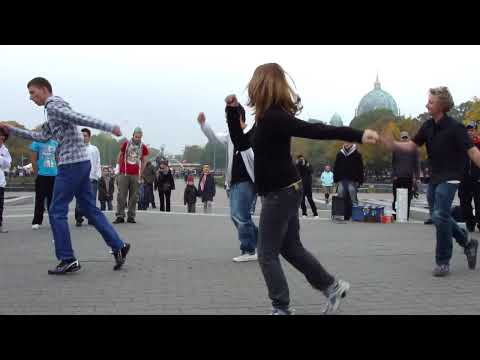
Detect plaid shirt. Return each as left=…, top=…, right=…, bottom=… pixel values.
left=9, top=96, right=117, bottom=166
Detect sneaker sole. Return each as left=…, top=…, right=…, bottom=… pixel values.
left=232, top=258, right=258, bottom=262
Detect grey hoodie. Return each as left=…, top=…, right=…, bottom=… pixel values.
left=9, top=96, right=117, bottom=166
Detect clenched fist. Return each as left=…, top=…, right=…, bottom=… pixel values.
left=362, top=129, right=379, bottom=144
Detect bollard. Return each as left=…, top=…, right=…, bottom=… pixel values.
left=396, top=188, right=408, bottom=223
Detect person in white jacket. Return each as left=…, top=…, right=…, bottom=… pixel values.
left=75, top=128, right=102, bottom=226
left=320, top=165, right=334, bottom=204
left=197, top=105, right=258, bottom=262
left=0, top=125, right=12, bottom=233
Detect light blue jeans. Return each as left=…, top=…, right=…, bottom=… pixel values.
left=229, top=181, right=258, bottom=255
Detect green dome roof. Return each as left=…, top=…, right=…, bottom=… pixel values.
left=329, top=113, right=343, bottom=126
left=356, top=75, right=400, bottom=117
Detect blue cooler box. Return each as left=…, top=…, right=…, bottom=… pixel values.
left=352, top=205, right=384, bottom=222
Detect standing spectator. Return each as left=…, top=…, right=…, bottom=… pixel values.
left=458, top=122, right=480, bottom=232
left=391, top=131, right=420, bottom=221
left=383, top=86, right=479, bottom=277
left=296, top=155, right=318, bottom=218
left=320, top=165, right=334, bottom=204
left=114, top=127, right=148, bottom=224
left=333, top=142, right=364, bottom=220
left=184, top=175, right=198, bottom=213
left=197, top=164, right=216, bottom=213
left=0, top=125, right=12, bottom=233
left=141, top=160, right=156, bottom=209
left=75, top=128, right=101, bottom=226
left=155, top=160, right=175, bottom=212
left=31, top=137, right=58, bottom=230
left=98, top=167, right=115, bottom=211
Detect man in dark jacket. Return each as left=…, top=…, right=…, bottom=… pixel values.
left=459, top=122, right=480, bottom=232
left=141, top=160, right=156, bottom=209
left=98, top=168, right=115, bottom=211
left=197, top=164, right=216, bottom=213
left=155, top=160, right=175, bottom=212
left=333, top=142, right=364, bottom=220
left=296, top=155, right=318, bottom=218
left=391, top=131, right=420, bottom=221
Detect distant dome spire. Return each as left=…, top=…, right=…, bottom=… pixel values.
left=374, top=73, right=381, bottom=90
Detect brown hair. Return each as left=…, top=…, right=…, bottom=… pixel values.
left=429, top=86, right=454, bottom=113
left=247, top=63, right=302, bottom=121
left=27, top=77, right=53, bottom=93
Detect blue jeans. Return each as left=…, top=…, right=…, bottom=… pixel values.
left=428, top=182, right=468, bottom=265
left=50, top=161, right=124, bottom=260
left=229, top=181, right=258, bottom=254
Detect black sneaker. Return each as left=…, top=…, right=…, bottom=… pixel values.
left=127, top=217, right=136, bottom=223
left=113, top=217, right=125, bottom=224
left=465, top=239, right=478, bottom=270
left=424, top=218, right=433, bottom=225
left=467, top=223, right=476, bottom=232
left=48, top=259, right=81, bottom=275
left=113, top=243, right=131, bottom=270
left=75, top=221, right=83, bottom=227
left=433, top=264, right=450, bottom=277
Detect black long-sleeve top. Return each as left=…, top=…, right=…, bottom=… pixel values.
left=226, top=105, right=254, bottom=185
left=227, top=104, right=364, bottom=195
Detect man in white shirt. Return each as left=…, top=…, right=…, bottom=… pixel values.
left=75, top=128, right=102, bottom=226
left=0, top=125, right=12, bottom=233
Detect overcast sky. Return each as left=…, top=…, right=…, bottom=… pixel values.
left=1, top=45, right=479, bottom=154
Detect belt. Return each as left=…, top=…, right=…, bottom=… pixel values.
left=283, top=180, right=302, bottom=191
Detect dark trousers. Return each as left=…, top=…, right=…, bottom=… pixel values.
left=392, top=177, right=413, bottom=220
left=458, top=179, right=480, bottom=229
left=258, top=183, right=335, bottom=311
left=300, top=185, right=318, bottom=216
left=187, top=203, right=196, bottom=213
left=33, top=175, right=56, bottom=225
left=0, top=187, right=4, bottom=227
left=158, top=190, right=171, bottom=212
left=100, top=200, right=113, bottom=211
left=75, top=179, right=98, bottom=224
left=143, top=183, right=155, bottom=208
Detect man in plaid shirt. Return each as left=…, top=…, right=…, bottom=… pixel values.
left=3, top=77, right=130, bottom=275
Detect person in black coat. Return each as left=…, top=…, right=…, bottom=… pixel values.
left=98, top=168, right=115, bottom=211
left=197, top=164, right=216, bottom=213
left=184, top=175, right=198, bottom=213
left=155, top=160, right=175, bottom=212
left=333, top=142, right=364, bottom=220
left=296, top=155, right=318, bottom=218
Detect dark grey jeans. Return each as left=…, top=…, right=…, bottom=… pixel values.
left=258, top=182, right=335, bottom=310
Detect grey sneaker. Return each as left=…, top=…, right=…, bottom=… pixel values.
left=0, top=226, right=8, bottom=233
left=271, top=307, right=295, bottom=315
left=322, top=279, right=350, bottom=314
left=465, top=238, right=478, bottom=270
left=433, top=264, right=450, bottom=277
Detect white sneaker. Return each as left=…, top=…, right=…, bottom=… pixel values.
left=322, top=279, right=350, bottom=315
left=302, top=215, right=307, bottom=218
left=232, top=253, right=258, bottom=262
left=314, top=215, right=319, bottom=219
left=32, top=224, right=41, bottom=230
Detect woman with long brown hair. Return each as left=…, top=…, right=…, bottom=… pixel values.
left=225, top=63, right=379, bottom=314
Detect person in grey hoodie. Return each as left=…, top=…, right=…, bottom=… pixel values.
left=3, top=77, right=130, bottom=275
left=197, top=105, right=258, bottom=262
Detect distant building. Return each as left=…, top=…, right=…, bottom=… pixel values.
left=355, top=74, right=400, bottom=117
left=329, top=113, right=343, bottom=127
